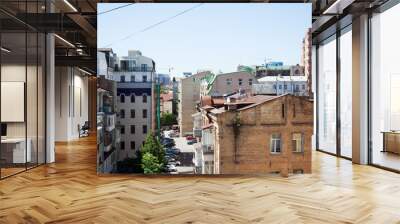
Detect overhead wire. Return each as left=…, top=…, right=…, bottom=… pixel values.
left=101, top=3, right=204, bottom=48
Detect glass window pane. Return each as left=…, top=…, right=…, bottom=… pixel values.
left=1, top=31, right=27, bottom=177
left=371, top=4, right=400, bottom=171
left=318, top=35, right=337, bottom=154
left=340, top=28, right=352, bottom=158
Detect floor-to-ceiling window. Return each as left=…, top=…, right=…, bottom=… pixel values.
left=317, top=35, right=337, bottom=154
left=0, top=1, right=46, bottom=179
left=370, top=2, right=400, bottom=171
left=339, top=26, right=352, bottom=158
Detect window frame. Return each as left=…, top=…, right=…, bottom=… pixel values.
left=270, top=133, right=282, bottom=154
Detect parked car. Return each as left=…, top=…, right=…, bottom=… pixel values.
left=165, top=153, right=178, bottom=160
left=186, top=135, right=194, bottom=140
left=167, top=164, right=177, bottom=172
left=187, top=139, right=197, bottom=145
left=169, top=132, right=179, bottom=138
left=166, top=147, right=180, bottom=155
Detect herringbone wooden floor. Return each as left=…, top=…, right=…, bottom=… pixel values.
left=1, top=135, right=400, bottom=224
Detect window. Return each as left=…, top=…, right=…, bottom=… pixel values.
left=141, top=64, right=147, bottom=72
left=273, top=84, right=276, bottom=90
left=249, top=79, right=253, bottom=85
left=143, top=125, right=148, bottom=134
left=279, top=85, right=282, bottom=90
left=130, top=75, right=135, bottom=82
left=130, top=109, right=135, bottom=118
left=120, top=109, right=125, bottom=118
left=318, top=35, right=337, bottom=154
left=120, top=126, right=125, bottom=134
left=270, top=133, right=281, bottom=153
left=120, top=75, right=125, bottom=83
left=143, top=94, right=147, bottom=103
left=120, top=141, right=125, bottom=150
left=292, top=133, right=303, bottom=153
left=281, top=104, right=285, bottom=118
left=302, top=84, right=305, bottom=90
left=340, top=28, right=352, bottom=158
left=120, top=94, right=125, bottom=103
left=238, top=78, right=243, bottom=86
left=284, top=84, right=287, bottom=90
left=226, top=78, right=232, bottom=85
left=131, top=94, right=135, bottom=103
left=131, top=141, right=136, bottom=150
left=142, top=75, right=147, bottom=82
left=142, top=109, right=147, bottom=118
left=130, top=125, right=135, bottom=134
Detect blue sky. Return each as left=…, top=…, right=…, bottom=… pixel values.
left=98, top=3, right=311, bottom=77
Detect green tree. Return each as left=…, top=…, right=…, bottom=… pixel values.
left=141, top=133, right=166, bottom=172
left=160, top=112, right=177, bottom=126
left=141, top=152, right=162, bottom=174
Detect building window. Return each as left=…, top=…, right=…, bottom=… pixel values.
left=143, top=94, right=147, bottom=103
left=238, top=78, right=243, bottom=86
left=284, top=84, right=287, bottom=90
left=292, top=133, right=304, bottom=153
left=120, top=94, right=125, bottom=103
left=279, top=85, right=282, bottom=90
left=226, top=78, right=232, bottom=85
left=130, top=109, right=135, bottom=118
left=120, top=126, right=125, bottom=134
left=120, top=109, right=125, bottom=118
left=302, top=84, right=305, bottom=90
left=131, top=94, right=135, bottom=103
left=142, top=109, right=147, bottom=118
left=130, top=75, right=135, bottom=82
left=120, top=75, right=125, bottom=83
left=142, top=75, right=147, bottom=82
left=141, top=64, right=147, bottom=72
left=249, top=79, right=253, bottom=85
left=120, top=141, right=125, bottom=150
left=130, top=125, right=135, bottom=134
left=273, top=84, right=276, bottom=90
left=143, top=125, right=147, bottom=134
left=270, top=133, right=281, bottom=153
left=131, top=141, right=136, bottom=150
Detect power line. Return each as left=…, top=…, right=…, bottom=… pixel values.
left=102, top=3, right=204, bottom=48
left=97, top=3, right=135, bottom=15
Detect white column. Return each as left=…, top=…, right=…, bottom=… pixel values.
left=46, top=32, right=55, bottom=163
left=352, top=14, right=369, bottom=164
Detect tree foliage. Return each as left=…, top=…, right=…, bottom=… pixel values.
left=141, top=133, right=165, bottom=173
left=141, top=152, right=163, bottom=174
left=160, top=112, right=177, bottom=126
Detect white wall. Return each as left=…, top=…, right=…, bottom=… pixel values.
left=55, top=67, right=89, bottom=141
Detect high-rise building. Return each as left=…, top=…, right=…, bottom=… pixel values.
left=112, top=50, right=156, bottom=160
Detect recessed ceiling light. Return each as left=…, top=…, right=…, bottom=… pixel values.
left=63, top=0, right=78, bottom=12
left=1, top=47, right=11, bottom=53
left=54, top=34, right=75, bottom=48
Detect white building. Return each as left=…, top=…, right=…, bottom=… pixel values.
left=252, top=75, right=308, bottom=96
left=113, top=50, right=155, bottom=160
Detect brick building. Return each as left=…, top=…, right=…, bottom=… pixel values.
left=198, top=94, right=313, bottom=175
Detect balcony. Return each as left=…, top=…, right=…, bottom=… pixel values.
left=105, top=113, right=116, bottom=132
left=114, top=66, right=154, bottom=72
left=202, top=144, right=214, bottom=154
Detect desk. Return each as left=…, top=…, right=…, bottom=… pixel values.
left=382, top=131, right=400, bottom=154
left=1, top=138, right=31, bottom=164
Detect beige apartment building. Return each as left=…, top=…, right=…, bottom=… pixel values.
left=201, top=71, right=257, bottom=97
left=178, top=71, right=211, bottom=136
left=198, top=94, right=313, bottom=175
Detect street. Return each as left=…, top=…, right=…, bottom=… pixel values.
left=164, top=130, right=195, bottom=174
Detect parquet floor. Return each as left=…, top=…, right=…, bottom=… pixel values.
left=1, top=135, right=400, bottom=223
